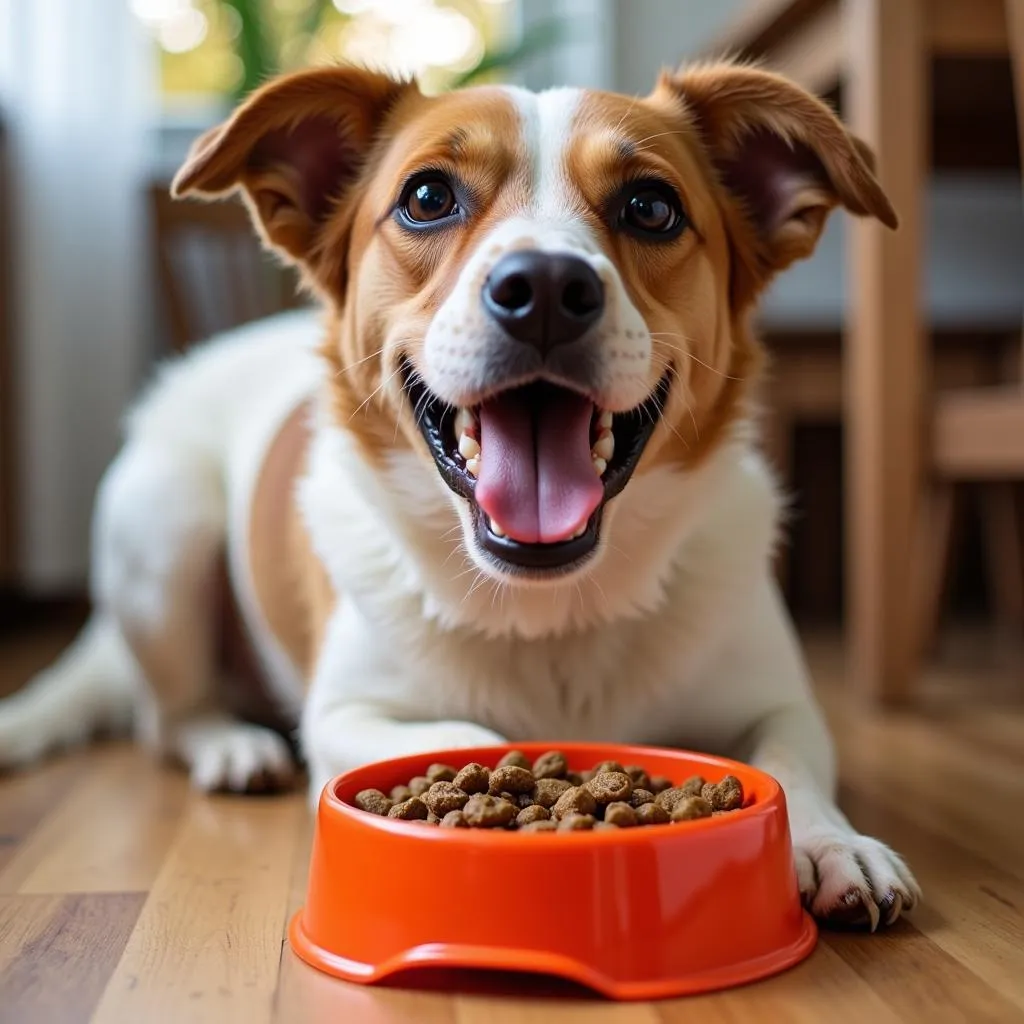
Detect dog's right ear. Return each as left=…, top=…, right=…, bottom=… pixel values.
left=172, top=67, right=415, bottom=266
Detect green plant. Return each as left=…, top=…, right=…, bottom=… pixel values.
left=221, top=0, right=565, bottom=103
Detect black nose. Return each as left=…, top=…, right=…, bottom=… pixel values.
left=482, top=250, right=604, bottom=353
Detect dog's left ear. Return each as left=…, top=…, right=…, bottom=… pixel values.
left=657, top=63, right=896, bottom=277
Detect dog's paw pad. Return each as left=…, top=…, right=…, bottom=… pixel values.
left=795, top=830, right=920, bottom=932
left=187, top=724, right=296, bottom=794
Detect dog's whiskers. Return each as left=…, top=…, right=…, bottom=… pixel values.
left=649, top=332, right=741, bottom=381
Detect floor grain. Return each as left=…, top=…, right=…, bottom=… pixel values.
left=0, top=627, right=1022, bottom=1023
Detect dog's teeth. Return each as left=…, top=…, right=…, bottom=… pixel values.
left=489, top=518, right=506, bottom=537
left=454, top=407, right=476, bottom=437
left=458, top=434, right=481, bottom=460
left=592, top=456, right=608, bottom=477
left=466, top=456, right=481, bottom=478
left=597, top=409, right=613, bottom=431
left=570, top=524, right=587, bottom=540
left=592, top=430, right=614, bottom=462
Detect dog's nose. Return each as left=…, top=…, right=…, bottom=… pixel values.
left=482, top=251, right=604, bottom=352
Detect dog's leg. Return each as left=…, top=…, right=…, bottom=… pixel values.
left=744, top=703, right=920, bottom=929
left=300, top=603, right=505, bottom=804
left=711, top=580, right=920, bottom=929
left=94, top=441, right=295, bottom=792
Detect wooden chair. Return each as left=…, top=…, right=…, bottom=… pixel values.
left=149, top=182, right=307, bottom=353
left=920, top=0, right=1024, bottom=643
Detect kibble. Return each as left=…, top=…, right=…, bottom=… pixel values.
left=463, top=794, right=516, bottom=828
left=532, top=751, right=568, bottom=779
left=351, top=753, right=745, bottom=833
left=453, top=763, right=490, bottom=794
left=354, top=788, right=393, bottom=815
left=426, top=763, right=458, bottom=784
left=388, top=796, right=429, bottom=820
left=552, top=785, right=598, bottom=820
left=422, top=781, right=470, bottom=816
left=497, top=750, right=532, bottom=771
left=489, top=765, right=535, bottom=795
left=408, top=776, right=432, bottom=797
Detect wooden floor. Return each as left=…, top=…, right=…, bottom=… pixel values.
left=1, top=622, right=1023, bottom=1023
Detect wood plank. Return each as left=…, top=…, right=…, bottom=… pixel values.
left=0, top=892, right=145, bottom=1024
left=932, top=389, right=1024, bottom=477
left=0, top=753, right=90, bottom=874
left=660, top=943, right=903, bottom=1024
left=838, top=788, right=1024, bottom=1011
left=0, top=745, right=188, bottom=895
left=843, top=0, right=929, bottom=702
left=92, top=792, right=304, bottom=1024
left=829, top=925, right=1024, bottom=1023
left=929, top=0, right=1009, bottom=55
left=458, top=999, right=660, bottom=1023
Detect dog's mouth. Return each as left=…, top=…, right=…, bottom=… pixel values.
left=402, top=362, right=671, bottom=574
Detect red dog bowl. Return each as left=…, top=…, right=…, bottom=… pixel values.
left=289, top=743, right=816, bottom=1000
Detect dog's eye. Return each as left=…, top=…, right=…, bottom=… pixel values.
left=619, top=183, right=686, bottom=240
left=402, top=178, right=458, bottom=224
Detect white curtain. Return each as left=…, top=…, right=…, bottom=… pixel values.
left=0, top=0, right=153, bottom=591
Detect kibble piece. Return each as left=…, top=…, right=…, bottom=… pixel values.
left=655, top=786, right=694, bottom=814
left=453, top=763, right=490, bottom=795
left=532, top=751, right=568, bottom=779
left=552, top=785, right=598, bottom=820
left=558, top=813, right=596, bottom=831
left=426, top=811, right=442, bottom=825
left=426, top=762, right=458, bottom=784
left=388, top=796, right=429, bottom=820
left=463, top=794, right=516, bottom=828
left=670, top=796, right=713, bottom=822
left=517, top=805, right=551, bottom=827
left=592, top=760, right=626, bottom=776
left=533, top=778, right=573, bottom=808
left=409, top=776, right=432, bottom=797
left=440, top=810, right=468, bottom=828
left=517, top=792, right=535, bottom=809
left=354, top=788, right=393, bottom=816
left=585, top=771, right=633, bottom=805
left=681, top=775, right=706, bottom=797
left=604, top=802, right=638, bottom=828
left=635, top=802, right=670, bottom=826
left=625, top=765, right=652, bottom=791
left=630, top=788, right=654, bottom=808
left=497, top=750, right=532, bottom=770
left=565, top=771, right=585, bottom=786
left=578, top=769, right=595, bottom=784
left=521, top=820, right=558, bottom=833
left=489, top=765, right=536, bottom=795
left=423, top=781, right=470, bottom=816
left=594, top=820, right=620, bottom=831
left=702, top=775, right=744, bottom=811
left=648, top=775, right=672, bottom=794
left=390, top=784, right=413, bottom=804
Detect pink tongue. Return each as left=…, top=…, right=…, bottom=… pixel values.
left=476, top=390, right=603, bottom=544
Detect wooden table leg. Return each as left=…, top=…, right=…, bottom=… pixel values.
left=842, top=0, right=929, bottom=702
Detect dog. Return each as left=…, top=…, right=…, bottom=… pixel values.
left=0, top=61, right=919, bottom=929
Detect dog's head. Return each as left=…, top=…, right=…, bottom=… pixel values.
left=174, top=63, right=894, bottom=598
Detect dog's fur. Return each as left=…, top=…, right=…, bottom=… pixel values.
left=0, top=63, right=919, bottom=929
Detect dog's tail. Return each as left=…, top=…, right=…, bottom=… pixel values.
left=0, top=612, right=138, bottom=768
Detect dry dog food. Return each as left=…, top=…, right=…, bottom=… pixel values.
left=352, top=752, right=747, bottom=832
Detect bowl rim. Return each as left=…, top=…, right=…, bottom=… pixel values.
left=320, top=742, right=785, bottom=847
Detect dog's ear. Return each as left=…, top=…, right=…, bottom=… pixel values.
left=657, top=63, right=896, bottom=280
left=172, top=66, right=415, bottom=266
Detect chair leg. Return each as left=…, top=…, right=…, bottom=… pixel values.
left=916, top=481, right=958, bottom=656
left=979, top=482, right=1024, bottom=632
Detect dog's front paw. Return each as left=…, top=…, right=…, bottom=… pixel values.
left=179, top=719, right=297, bottom=794
left=793, top=827, right=921, bottom=931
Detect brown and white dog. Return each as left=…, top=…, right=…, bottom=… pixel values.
left=0, top=62, right=919, bottom=928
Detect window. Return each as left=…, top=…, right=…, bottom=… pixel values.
left=132, top=0, right=520, bottom=113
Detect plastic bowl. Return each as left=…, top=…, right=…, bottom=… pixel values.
left=289, top=743, right=816, bottom=1000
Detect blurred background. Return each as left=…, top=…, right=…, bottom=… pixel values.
left=0, top=0, right=1021, bottom=703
